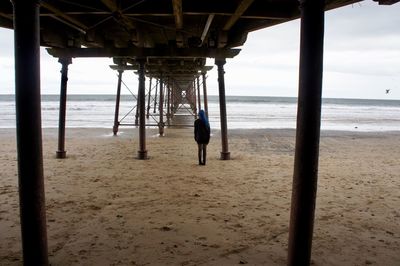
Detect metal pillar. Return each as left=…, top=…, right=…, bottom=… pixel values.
left=56, top=57, right=72, bottom=158
left=196, top=76, right=202, bottom=111
left=12, top=0, right=49, bottom=264
left=287, top=0, right=325, bottom=265
left=153, top=79, right=158, bottom=113
left=202, top=72, right=209, bottom=119
left=164, top=84, right=168, bottom=109
left=215, top=59, right=230, bottom=160
left=193, top=80, right=198, bottom=117
left=158, top=74, right=164, bottom=135
left=137, top=59, right=148, bottom=159
left=146, top=77, right=152, bottom=119
left=172, top=83, right=178, bottom=115
left=167, top=82, right=171, bottom=126
left=135, top=84, right=140, bottom=126
left=113, top=69, right=123, bottom=136
left=170, top=83, right=175, bottom=117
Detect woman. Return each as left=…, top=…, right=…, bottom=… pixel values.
left=194, top=110, right=210, bottom=165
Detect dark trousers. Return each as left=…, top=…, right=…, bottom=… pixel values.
left=198, top=144, right=207, bottom=165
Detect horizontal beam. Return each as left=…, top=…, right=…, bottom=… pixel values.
left=110, top=64, right=213, bottom=72
left=47, top=47, right=240, bottom=59
left=109, top=65, right=137, bottom=71
left=373, top=0, right=400, bottom=4
left=125, top=12, right=288, bottom=19
left=38, top=12, right=287, bottom=19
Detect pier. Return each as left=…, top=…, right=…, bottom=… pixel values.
left=0, top=0, right=398, bottom=265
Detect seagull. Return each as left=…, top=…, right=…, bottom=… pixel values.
left=386, top=89, right=390, bottom=94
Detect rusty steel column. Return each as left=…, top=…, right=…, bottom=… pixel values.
left=158, top=74, right=164, bottom=135
left=196, top=76, right=202, bottom=111
left=12, top=0, right=49, bottom=264
left=170, top=83, right=175, bottom=117
left=287, top=0, right=325, bottom=265
left=172, top=84, right=177, bottom=117
left=153, top=79, right=158, bottom=113
left=113, top=69, right=123, bottom=136
left=135, top=84, right=140, bottom=126
left=137, top=59, right=148, bottom=159
left=215, top=58, right=230, bottom=160
left=56, top=57, right=72, bottom=158
left=202, top=72, right=209, bottom=119
left=164, top=84, right=168, bottom=109
left=193, top=80, right=198, bottom=118
left=146, top=77, right=152, bottom=119
left=167, top=82, right=171, bottom=126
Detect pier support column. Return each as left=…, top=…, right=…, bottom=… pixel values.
left=164, top=84, right=168, bottom=109
left=193, top=81, right=198, bottom=118
left=135, top=85, right=140, bottom=126
left=146, top=78, right=152, bottom=119
left=215, top=58, right=230, bottom=160
left=170, top=83, right=175, bottom=117
left=137, top=59, right=148, bottom=159
left=202, top=72, right=209, bottom=119
left=153, top=79, right=158, bottom=113
left=56, top=57, right=72, bottom=158
left=12, top=0, right=49, bottom=264
left=167, top=82, right=171, bottom=126
left=158, top=74, right=164, bottom=136
left=113, top=69, right=123, bottom=136
left=172, top=86, right=177, bottom=114
left=196, top=76, right=202, bottom=111
left=287, top=0, right=325, bottom=265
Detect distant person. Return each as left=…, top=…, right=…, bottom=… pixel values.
left=194, top=110, right=210, bottom=165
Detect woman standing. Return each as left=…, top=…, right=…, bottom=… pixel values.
left=194, top=110, right=210, bottom=165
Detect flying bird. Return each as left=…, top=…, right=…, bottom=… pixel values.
left=386, top=89, right=390, bottom=94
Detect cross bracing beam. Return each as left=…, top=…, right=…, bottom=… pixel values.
left=100, top=0, right=137, bottom=31
left=223, top=0, right=255, bottom=31
left=40, top=1, right=89, bottom=32
left=109, top=65, right=213, bottom=75
left=47, top=47, right=240, bottom=58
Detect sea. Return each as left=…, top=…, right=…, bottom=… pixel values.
left=1, top=94, right=400, bottom=132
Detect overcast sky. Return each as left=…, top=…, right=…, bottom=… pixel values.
left=1, top=1, right=399, bottom=99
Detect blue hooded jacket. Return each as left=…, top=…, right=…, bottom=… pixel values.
left=198, top=110, right=209, bottom=128
left=194, top=110, right=210, bottom=144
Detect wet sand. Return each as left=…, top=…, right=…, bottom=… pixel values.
left=0, top=127, right=399, bottom=265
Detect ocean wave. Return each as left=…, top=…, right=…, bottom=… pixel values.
left=1, top=95, right=400, bottom=131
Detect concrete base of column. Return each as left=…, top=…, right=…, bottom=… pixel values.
left=220, top=151, right=230, bottom=160
left=137, top=150, right=148, bottom=160
left=56, top=150, right=66, bottom=159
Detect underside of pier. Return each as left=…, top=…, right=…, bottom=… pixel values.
left=1, top=0, right=398, bottom=265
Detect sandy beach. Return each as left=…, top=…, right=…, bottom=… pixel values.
left=0, top=127, right=399, bottom=265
